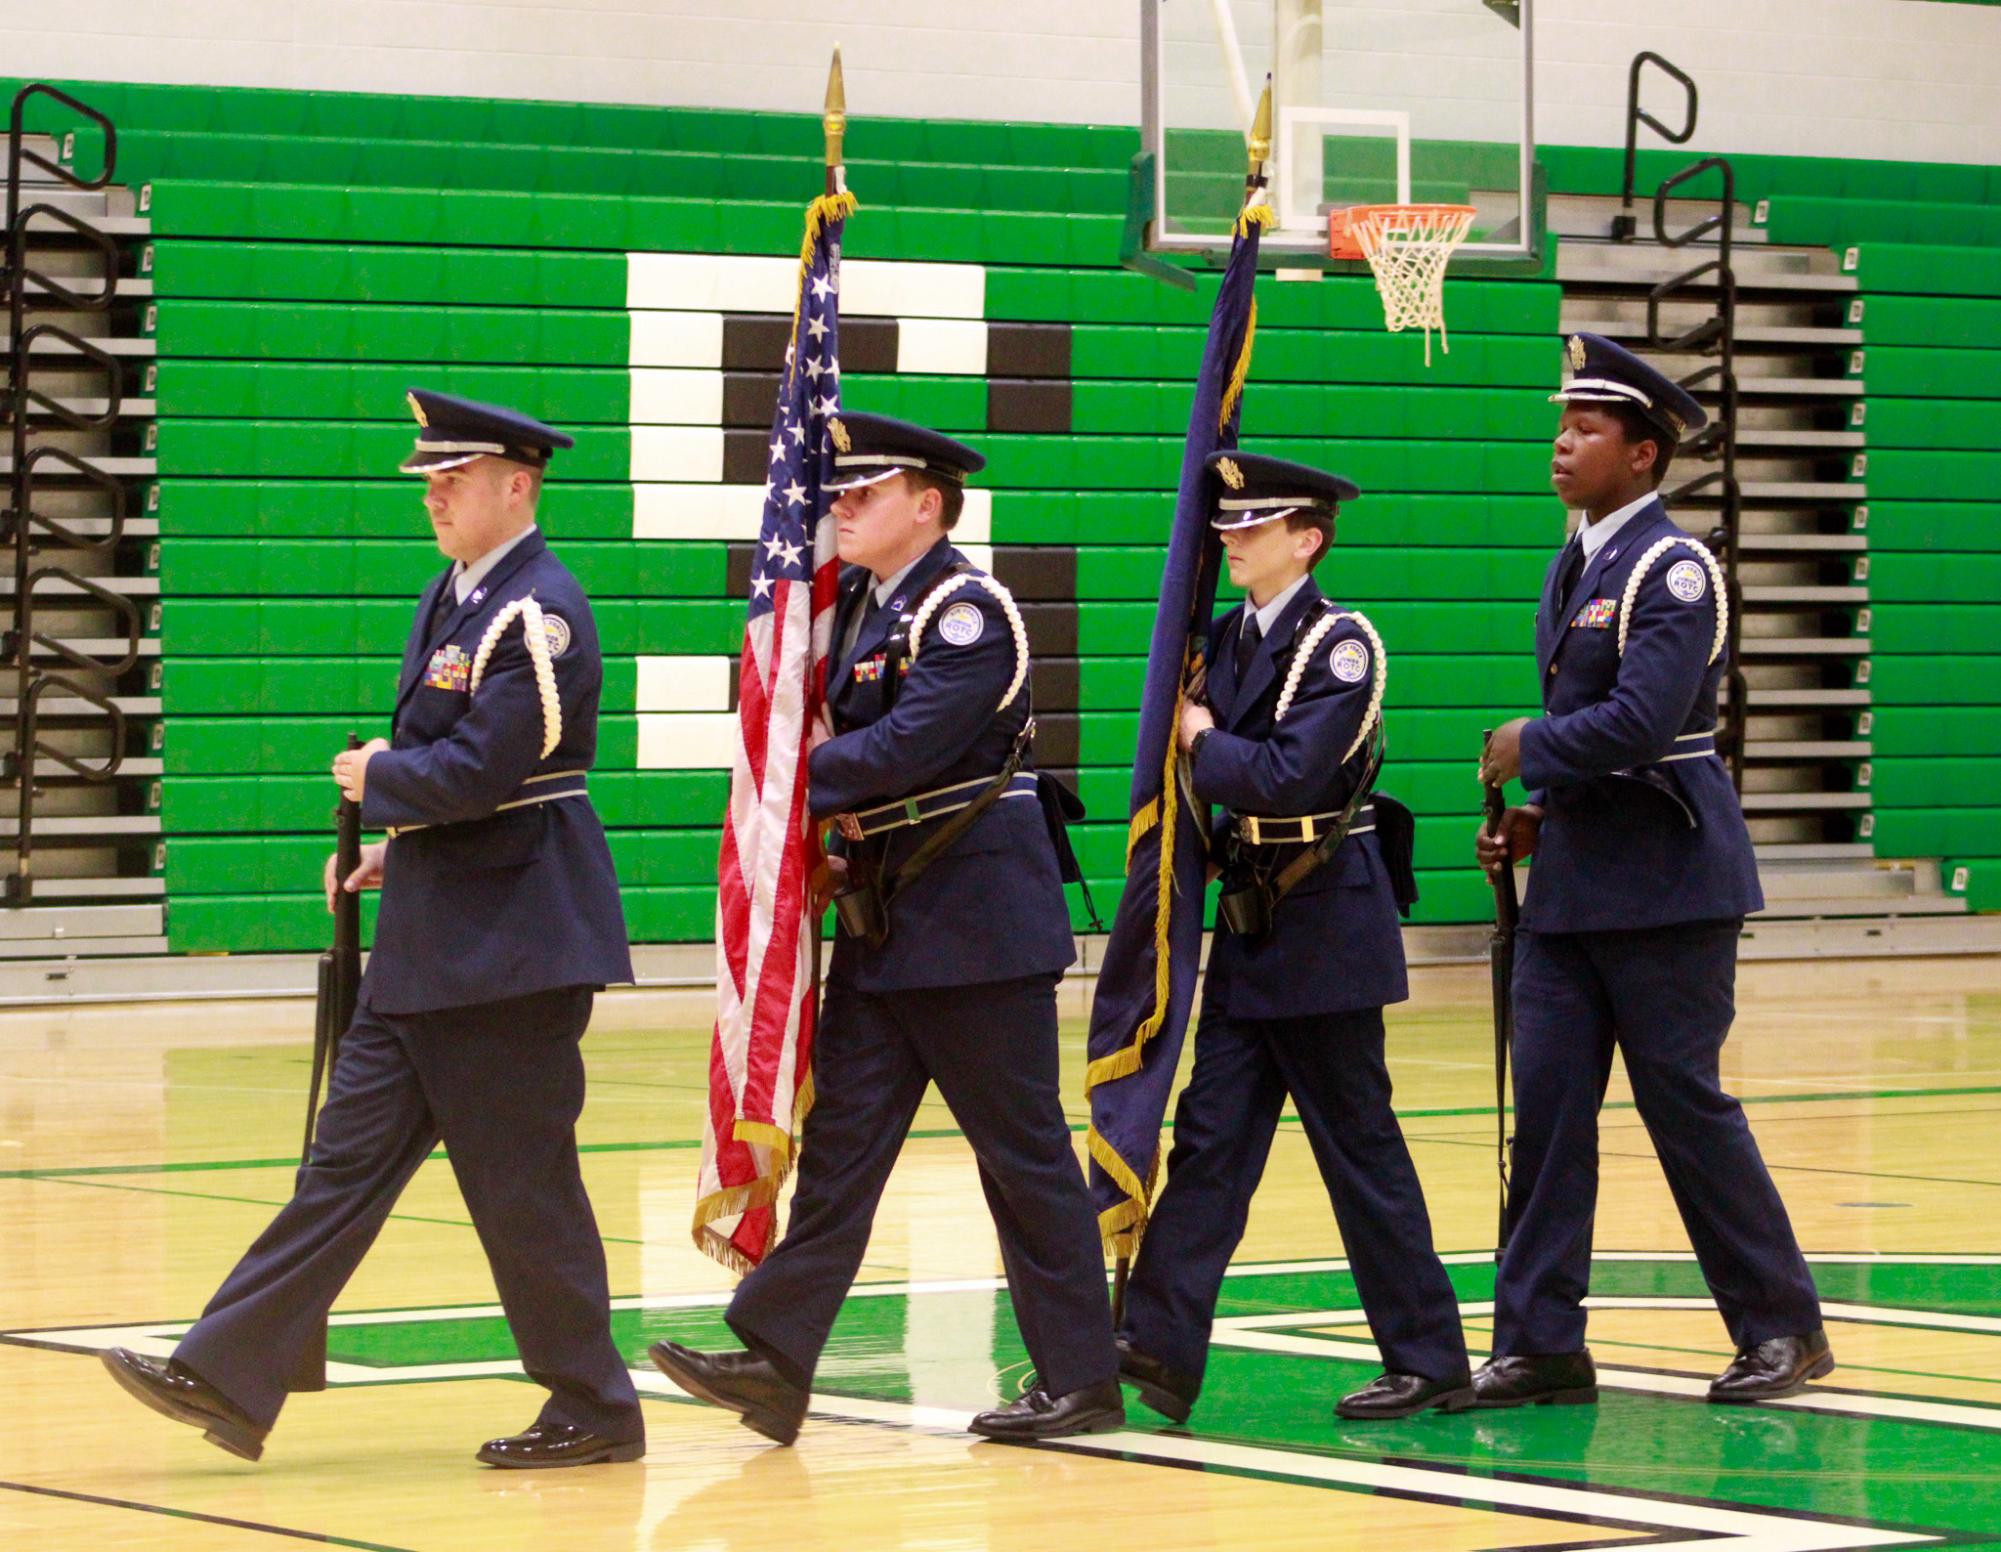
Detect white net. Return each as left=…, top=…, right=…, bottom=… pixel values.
left=1352, top=204, right=1476, bottom=366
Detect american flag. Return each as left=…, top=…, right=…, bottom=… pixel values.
left=694, top=197, right=849, bottom=1273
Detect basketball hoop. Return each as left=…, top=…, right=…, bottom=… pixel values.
left=1328, top=203, right=1476, bottom=365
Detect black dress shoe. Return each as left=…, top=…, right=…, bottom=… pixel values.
left=1708, top=1329, right=1834, bottom=1404
left=969, top=1379, right=1126, bottom=1440
left=1115, top=1336, right=1200, bottom=1425
left=101, top=1347, right=268, bottom=1461
left=476, top=1421, right=645, bottom=1468
left=649, top=1339, right=809, bottom=1446
left=1335, top=1370, right=1477, bottom=1420
left=1469, top=1351, right=1598, bottom=1409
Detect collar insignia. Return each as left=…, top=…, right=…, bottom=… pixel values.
left=1217, top=456, right=1245, bottom=491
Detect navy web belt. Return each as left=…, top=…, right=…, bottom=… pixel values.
left=385, top=769, right=590, bottom=839
left=846, top=772, right=1039, bottom=839
left=1659, top=731, right=1719, bottom=761
left=1233, top=802, right=1376, bottom=847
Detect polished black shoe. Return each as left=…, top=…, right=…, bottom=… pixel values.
left=1335, top=1370, right=1477, bottom=1420
left=101, top=1347, right=268, bottom=1461
left=969, top=1379, right=1126, bottom=1440
left=649, top=1339, right=809, bottom=1446
left=1469, top=1351, right=1598, bottom=1409
left=1115, top=1337, right=1199, bottom=1425
left=476, top=1421, right=645, bottom=1468
left=1708, top=1329, right=1834, bottom=1404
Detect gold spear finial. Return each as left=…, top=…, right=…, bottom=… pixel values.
left=1246, top=74, right=1272, bottom=185
left=824, top=46, right=847, bottom=173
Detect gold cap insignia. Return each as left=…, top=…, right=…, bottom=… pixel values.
left=829, top=417, right=851, bottom=453
left=407, top=392, right=428, bottom=429
left=1567, top=334, right=1587, bottom=371
left=1217, top=456, right=1245, bottom=491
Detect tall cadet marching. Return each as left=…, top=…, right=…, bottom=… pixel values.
left=1116, top=452, right=1471, bottom=1424
left=101, top=392, right=642, bottom=1468
left=651, top=413, right=1122, bottom=1444
left=1475, top=335, right=1831, bottom=1406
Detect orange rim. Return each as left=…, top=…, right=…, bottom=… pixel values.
left=1327, top=202, right=1477, bottom=261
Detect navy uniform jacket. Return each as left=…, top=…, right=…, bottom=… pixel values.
left=1190, top=577, right=1409, bottom=1017
left=360, top=530, right=634, bottom=1014
left=813, top=539, right=1075, bottom=993
left=1518, top=498, right=1764, bottom=933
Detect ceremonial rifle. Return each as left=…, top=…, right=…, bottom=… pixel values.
left=303, top=735, right=362, bottom=1166
left=289, top=735, right=362, bottom=1393
left=1482, top=730, right=1520, bottom=1258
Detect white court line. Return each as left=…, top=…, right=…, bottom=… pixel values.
left=1213, top=1297, right=2001, bottom=1432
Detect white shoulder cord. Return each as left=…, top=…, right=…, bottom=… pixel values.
left=1617, top=535, right=1729, bottom=664
left=905, top=571, right=1031, bottom=712
left=1275, top=608, right=1388, bottom=764
left=468, top=595, right=564, bottom=757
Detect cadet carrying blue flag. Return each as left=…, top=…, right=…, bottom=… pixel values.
left=1085, top=86, right=1274, bottom=1270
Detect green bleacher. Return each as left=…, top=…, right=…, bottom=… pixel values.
left=8, top=75, right=1998, bottom=951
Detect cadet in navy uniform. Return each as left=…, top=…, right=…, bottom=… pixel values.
left=650, top=413, right=1122, bottom=1444
left=1115, top=452, right=1471, bottom=1425
left=1474, top=336, right=1830, bottom=1406
left=101, top=391, right=644, bottom=1467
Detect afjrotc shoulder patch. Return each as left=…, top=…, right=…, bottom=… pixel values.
left=425, top=642, right=471, bottom=691
left=1571, top=597, right=1617, bottom=629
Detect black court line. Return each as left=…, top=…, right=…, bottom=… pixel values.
left=1408, top=1131, right=2001, bottom=1192
left=0, top=1478, right=417, bottom=1551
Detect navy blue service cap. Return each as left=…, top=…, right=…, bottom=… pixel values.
left=823, top=411, right=985, bottom=492
left=1207, top=450, right=1360, bottom=531
left=1550, top=333, right=1707, bottom=442
left=400, top=389, right=575, bottom=474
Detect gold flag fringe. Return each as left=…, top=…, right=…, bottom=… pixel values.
left=1087, top=205, right=1268, bottom=1254
left=692, top=1065, right=818, bottom=1274
left=1217, top=205, right=1273, bottom=431
left=1085, top=671, right=1192, bottom=1094
left=786, top=190, right=859, bottom=387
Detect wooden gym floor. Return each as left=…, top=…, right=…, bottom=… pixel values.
left=4, top=955, right=2001, bottom=1550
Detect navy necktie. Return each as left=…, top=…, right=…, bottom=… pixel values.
left=1558, top=539, right=1585, bottom=603
left=1234, top=612, right=1263, bottom=681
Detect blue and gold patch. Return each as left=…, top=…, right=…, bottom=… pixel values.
left=1572, top=598, right=1617, bottom=630
left=424, top=643, right=471, bottom=692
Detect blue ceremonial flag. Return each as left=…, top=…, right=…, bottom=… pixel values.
left=1085, top=206, right=1271, bottom=1257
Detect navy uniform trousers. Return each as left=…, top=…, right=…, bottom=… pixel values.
left=1122, top=999, right=1467, bottom=1387
left=175, top=986, right=642, bottom=1440
left=1497, top=920, right=1821, bottom=1356
left=727, top=973, right=1116, bottom=1400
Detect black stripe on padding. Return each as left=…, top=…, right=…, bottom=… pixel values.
left=719, top=315, right=899, bottom=374
left=986, top=379, right=1072, bottom=434
left=1029, top=657, right=1080, bottom=711
left=992, top=546, right=1078, bottom=601
left=988, top=323, right=1071, bottom=379
left=1018, top=601, right=1079, bottom=656
left=1032, top=714, right=1080, bottom=768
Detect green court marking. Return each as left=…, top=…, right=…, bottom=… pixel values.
left=173, top=1256, right=2001, bottom=1541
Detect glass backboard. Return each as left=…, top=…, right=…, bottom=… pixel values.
left=1139, top=0, right=1540, bottom=269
